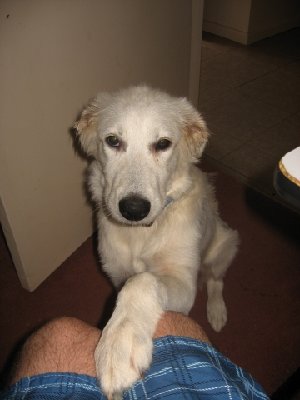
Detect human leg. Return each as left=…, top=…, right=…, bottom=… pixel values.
left=137, top=312, right=267, bottom=400
left=154, top=311, right=210, bottom=342
left=3, top=313, right=268, bottom=400
left=8, top=313, right=207, bottom=386
left=9, top=317, right=100, bottom=386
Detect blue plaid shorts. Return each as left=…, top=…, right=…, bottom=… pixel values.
left=0, top=336, right=269, bottom=399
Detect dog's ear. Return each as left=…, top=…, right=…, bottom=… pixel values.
left=73, top=94, right=108, bottom=157
left=179, top=98, right=210, bottom=161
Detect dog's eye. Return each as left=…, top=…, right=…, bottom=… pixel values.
left=154, top=138, right=172, bottom=152
left=105, top=135, right=121, bottom=148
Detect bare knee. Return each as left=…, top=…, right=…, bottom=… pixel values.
left=23, top=317, right=100, bottom=357
left=154, top=312, right=210, bottom=343
left=39, top=317, right=99, bottom=346
left=10, top=317, right=101, bottom=385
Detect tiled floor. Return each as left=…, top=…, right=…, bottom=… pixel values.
left=199, top=28, right=300, bottom=200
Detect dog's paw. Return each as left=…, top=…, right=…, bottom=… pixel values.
left=207, top=298, right=227, bottom=332
left=95, top=318, right=152, bottom=399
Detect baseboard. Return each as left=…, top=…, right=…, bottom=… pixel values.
left=203, top=20, right=248, bottom=44
left=203, top=17, right=300, bottom=45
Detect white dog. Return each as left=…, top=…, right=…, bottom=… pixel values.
left=75, top=86, right=239, bottom=399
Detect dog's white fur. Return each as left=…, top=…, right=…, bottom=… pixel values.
left=75, top=86, right=239, bottom=398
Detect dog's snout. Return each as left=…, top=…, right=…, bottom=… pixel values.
left=119, top=195, right=151, bottom=221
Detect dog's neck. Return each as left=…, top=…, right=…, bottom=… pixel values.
left=164, top=174, right=193, bottom=209
left=164, top=195, right=174, bottom=208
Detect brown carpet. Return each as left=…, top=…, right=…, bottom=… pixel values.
left=0, top=166, right=300, bottom=397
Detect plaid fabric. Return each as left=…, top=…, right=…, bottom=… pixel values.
left=0, top=336, right=269, bottom=399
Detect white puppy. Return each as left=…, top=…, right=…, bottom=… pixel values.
left=75, top=86, right=239, bottom=398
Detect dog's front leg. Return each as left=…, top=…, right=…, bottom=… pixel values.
left=95, top=272, right=165, bottom=399
left=95, top=271, right=195, bottom=399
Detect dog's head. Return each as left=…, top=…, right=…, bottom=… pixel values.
left=74, top=86, right=209, bottom=225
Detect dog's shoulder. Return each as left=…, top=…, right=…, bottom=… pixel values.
left=189, top=165, right=215, bottom=197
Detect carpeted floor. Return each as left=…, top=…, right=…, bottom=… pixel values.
left=0, top=164, right=299, bottom=398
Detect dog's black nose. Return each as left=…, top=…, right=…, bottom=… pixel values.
left=119, top=195, right=151, bottom=221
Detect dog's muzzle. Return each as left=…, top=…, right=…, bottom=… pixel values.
left=119, top=195, right=151, bottom=221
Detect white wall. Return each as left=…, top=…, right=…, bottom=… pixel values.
left=248, top=0, right=300, bottom=44
left=203, top=0, right=252, bottom=44
left=0, top=0, right=202, bottom=291
left=203, top=0, right=300, bottom=44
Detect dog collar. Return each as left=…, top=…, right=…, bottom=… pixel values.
left=164, top=196, right=174, bottom=208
